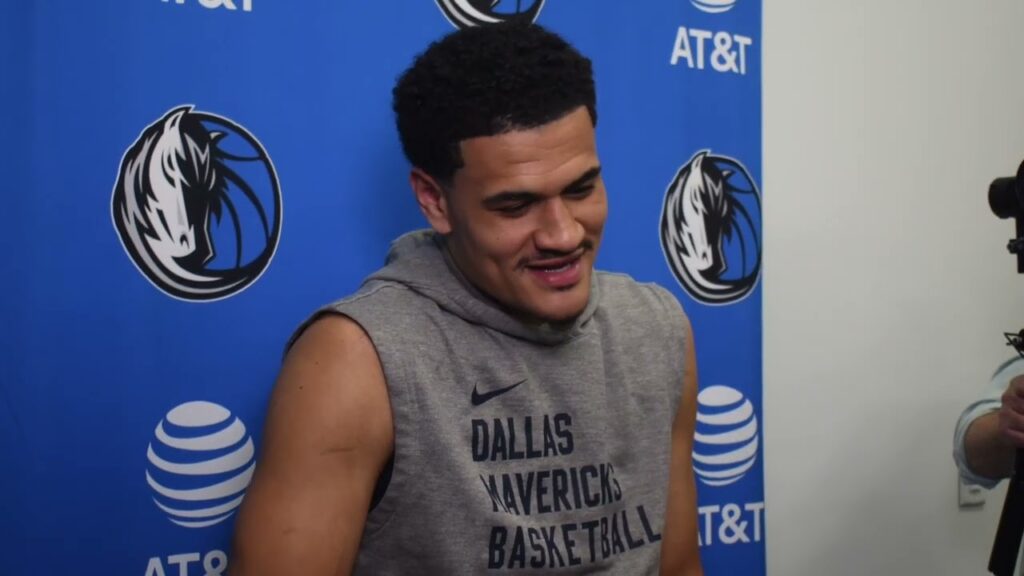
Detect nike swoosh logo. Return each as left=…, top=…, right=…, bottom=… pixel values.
left=471, top=379, right=527, bottom=407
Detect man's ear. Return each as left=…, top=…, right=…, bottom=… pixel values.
left=410, top=168, right=453, bottom=235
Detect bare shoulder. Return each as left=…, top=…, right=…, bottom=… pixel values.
left=281, top=314, right=389, bottom=415
left=231, top=314, right=393, bottom=576
left=264, top=314, right=393, bottom=454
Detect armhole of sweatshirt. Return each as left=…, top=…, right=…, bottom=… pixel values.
left=646, top=283, right=690, bottom=416
left=285, top=286, right=412, bottom=539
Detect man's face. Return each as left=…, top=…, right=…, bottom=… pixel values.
left=439, top=106, right=608, bottom=324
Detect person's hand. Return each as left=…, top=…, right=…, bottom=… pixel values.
left=998, top=374, right=1024, bottom=448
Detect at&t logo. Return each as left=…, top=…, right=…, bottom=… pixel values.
left=692, top=384, right=758, bottom=486
left=691, top=0, right=736, bottom=14
left=697, top=501, right=764, bottom=547
left=162, top=0, right=252, bottom=12
left=436, top=0, right=546, bottom=29
left=112, top=106, right=282, bottom=302
left=692, top=384, right=765, bottom=548
left=671, top=1, right=753, bottom=75
left=670, top=26, right=752, bottom=75
left=145, top=551, right=227, bottom=576
left=145, top=401, right=256, bottom=528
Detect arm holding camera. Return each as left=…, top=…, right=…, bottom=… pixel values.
left=955, top=359, right=1024, bottom=487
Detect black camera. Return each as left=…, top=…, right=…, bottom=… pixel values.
left=989, top=159, right=1024, bottom=272
left=989, top=158, right=1024, bottom=576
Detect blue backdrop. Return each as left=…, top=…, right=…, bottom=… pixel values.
left=0, top=1, right=762, bottom=574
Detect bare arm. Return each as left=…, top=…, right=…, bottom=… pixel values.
left=660, top=317, right=703, bottom=576
left=964, top=375, right=1024, bottom=482
left=230, top=315, right=394, bottom=576
left=964, top=412, right=1013, bottom=480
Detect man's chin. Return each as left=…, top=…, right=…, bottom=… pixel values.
left=524, top=295, right=591, bottom=326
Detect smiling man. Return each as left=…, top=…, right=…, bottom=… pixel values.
left=231, top=22, right=702, bottom=576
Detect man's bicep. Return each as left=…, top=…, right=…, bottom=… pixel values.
left=661, top=317, right=703, bottom=576
left=231, top=315, right=394, bottom=576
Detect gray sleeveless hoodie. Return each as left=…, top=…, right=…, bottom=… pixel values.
left=300, top=230, right=690, bottom=575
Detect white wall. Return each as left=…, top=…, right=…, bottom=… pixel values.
left=763, top=1, right=1024, bottom=574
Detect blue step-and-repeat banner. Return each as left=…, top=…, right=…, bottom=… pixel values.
left=0, top=1, right=762, bottom=574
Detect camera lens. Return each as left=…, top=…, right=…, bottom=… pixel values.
left=990, top=160, right=1024, bottom=219
left=991, top=177, right=1020, bottom=219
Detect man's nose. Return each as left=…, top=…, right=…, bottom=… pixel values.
left=533, top=198, right=584, bottom=253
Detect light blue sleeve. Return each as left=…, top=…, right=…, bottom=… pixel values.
left=954, top=357, right=1024, bottom=488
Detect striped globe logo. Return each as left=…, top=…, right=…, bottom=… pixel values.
left=692, top=385, right=758, bottom=487
left=146, top=401, right=256, bottom=528
left=691, top=0, right=737, bottom=14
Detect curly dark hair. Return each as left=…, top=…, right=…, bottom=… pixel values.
left=392, top=22, right=597, bottom=184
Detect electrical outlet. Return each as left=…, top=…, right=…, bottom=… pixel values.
left=959, top=477, right=986, bottom=508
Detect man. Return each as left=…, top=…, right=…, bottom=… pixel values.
left=231, top=22, right=702, bottom=575
left=955, top=356, right=1024, bottom=487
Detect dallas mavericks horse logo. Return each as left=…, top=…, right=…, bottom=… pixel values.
left=660, top=150, right=761, bottom=305
left=436, top=0, right=546, bottom=29
left=111, top=106, right=282, bottom=302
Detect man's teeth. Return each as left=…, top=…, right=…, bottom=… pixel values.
left=539, top=262, right=572, bottom=272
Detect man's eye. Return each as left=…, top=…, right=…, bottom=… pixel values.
left=565, top=185, right=595, bottom=199
left=495, top=203, right=530, bottom=215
